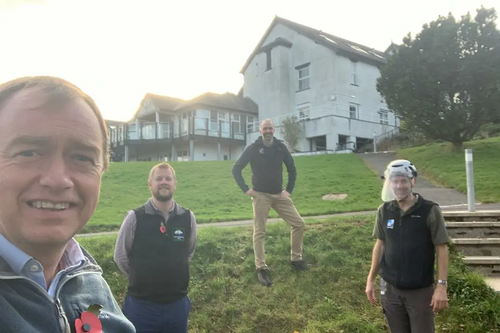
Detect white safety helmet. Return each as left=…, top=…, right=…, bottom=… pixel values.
left=383, top=159, right=417, bottom=180
left=381, top=159, right=417, bottom=201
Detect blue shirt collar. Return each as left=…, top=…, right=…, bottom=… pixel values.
left=0, top=234, right=85, bottom=296
left=0, top=234, right=31, bottom=276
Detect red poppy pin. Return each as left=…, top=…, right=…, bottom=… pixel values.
left=75, top=304, right=103, bottom=333
left=160, top=221, right=167, bottom=234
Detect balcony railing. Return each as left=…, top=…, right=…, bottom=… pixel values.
left=108, top=117, right=246, bottom=144
left=245, top=104, right=400, bottom=134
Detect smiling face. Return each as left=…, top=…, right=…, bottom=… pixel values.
left=0, top=88, right=104, bottom=250
left=259, top=120, right=275, bottom=143
left=390, top=175, right=416, bottom=200
left=148, top=165, right=177, bottom=202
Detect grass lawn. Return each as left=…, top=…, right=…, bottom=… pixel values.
left=78, top=215, right=500, bottom=333
left=85, top=154, right=382, bottom=233
left=397, top=137, right=500, bottom=203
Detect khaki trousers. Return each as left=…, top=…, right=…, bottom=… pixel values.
left=251, top=190, right=305, bottom=269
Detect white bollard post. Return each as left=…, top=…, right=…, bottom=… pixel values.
left=373, top=132, right=377, bottom=153
left=124, top=145, right=129, bottom=162
left=465, top=149, right=476, bottom=212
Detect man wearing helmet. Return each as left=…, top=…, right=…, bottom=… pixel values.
left=365, top=159, right=450, bottom=333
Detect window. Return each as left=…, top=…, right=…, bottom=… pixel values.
left=247, top=116, right=255, bottom=133
left=210, top=110, right=218, bottom=131
left=266, top=50, right=272, bottom=71
left=297, top=64, right=310, bottom=90
left=181, top=113, right=189, bottom=135
left=210, top=110, right=218, bottom=121
left=232, top=114, right=243, bottom=134
left=297, top=104, right=310, bottom=121
left=350, top=60, right=357, bottom=85
left=219, top=112, right=228, bottom=129
left=349, top=103, right=359, bottom=119
left=177, top=150, right=189, bottom=157
left=379, top=109, right=389, bottom=125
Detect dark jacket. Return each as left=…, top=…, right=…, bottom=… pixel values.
left=128, top=203, right=192, bottom=304
left=232, top=136, right=297, bottom=194
left=0, top=247, right=135, bottom=333
left=380, top=196, right=438, bottom=290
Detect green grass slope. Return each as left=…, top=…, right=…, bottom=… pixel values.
left=79, top=215, right=500, bottom=333
left=398, top=137, right=500, bottom=203
left=85, top=154, right=383, bottom=232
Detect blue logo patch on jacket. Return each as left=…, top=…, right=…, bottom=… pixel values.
left=387, top=219, right=395, bottom=229
left=173, top=228, right=185, bottom=242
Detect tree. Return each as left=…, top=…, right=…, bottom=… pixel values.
left=279, top=115, right=302, bottom=152
left=377, top=6, right=500, bottom=149
left=399, top=120, right=429, bottom=146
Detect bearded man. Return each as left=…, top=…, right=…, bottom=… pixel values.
left=114, top=162, right=197, bottom=333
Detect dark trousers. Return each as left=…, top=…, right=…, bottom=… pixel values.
left=122, top=294, right=191, bottom=333
left=381, top=281, right=435, bottom=333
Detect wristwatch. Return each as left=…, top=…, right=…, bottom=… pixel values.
left=437, top=279, right=447, bottom=286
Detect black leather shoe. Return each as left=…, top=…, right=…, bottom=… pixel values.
left=257, top=268, right=272, bottom=286
left=291, top=260, right=309, bottom=271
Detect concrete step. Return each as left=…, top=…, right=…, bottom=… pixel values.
left=485, top=277, right=500, bottom=293
left=462, top=256, right=500, bottom=278
left=443, top=210, right=500, bottom=222
left=451, top=238, right=500, bottom=256
left=446, top=222, right=500, bottom=238
left=463, top=256, right=500, bottom=265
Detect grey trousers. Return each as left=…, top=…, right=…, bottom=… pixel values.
left=381, top=281, right=435, bottom=333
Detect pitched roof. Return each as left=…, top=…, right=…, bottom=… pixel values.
left=174, top=92, right=258, bottom=113
left=130, top=93, right=185, bottom=120
left=105, top=119, right=126, bottom=127
left=384, top=42, right=399, bottom=55
left=145, top=93, right=185, bottom=111
left=131, top=92, right=258, bottom=121
left=240, top=16, right=387, bottom=74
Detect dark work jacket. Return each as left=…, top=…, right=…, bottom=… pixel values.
left=232, top=136, right=297, bottom=194
left=380, top=196, right=437, bottom=290
left=128, top=204, right=192, bottom=304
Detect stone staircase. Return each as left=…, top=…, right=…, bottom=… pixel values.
left=445, top=211, right=500, bottom=292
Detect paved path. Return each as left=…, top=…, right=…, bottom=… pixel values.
left=76, top=205, right=500, bottom=238
left=359, top=151, right=500, bottom=209
left=75, top=210, right=377, bottom=238
left=76, top=151, right=500, bottom=238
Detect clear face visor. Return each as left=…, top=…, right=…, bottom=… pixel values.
left=381, top=172, right=414, bottom=202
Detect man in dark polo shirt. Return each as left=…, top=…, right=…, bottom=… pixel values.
left=114, top=162, right=197, bottom=333
left=232, top=119, right=308, bottom=287
left=365, top=159, right=450, bottom=333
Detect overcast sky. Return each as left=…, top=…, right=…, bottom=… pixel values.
left=0, top=0, right=497, bottom=121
